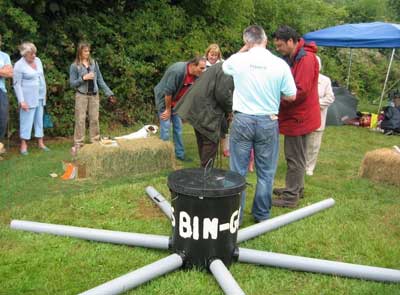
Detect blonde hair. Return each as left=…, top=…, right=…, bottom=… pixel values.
left=74, top=42, right=93, bottom=65
left=205, top=44, right=222, bottom=61
left=19, top=42, right=37, bottom=56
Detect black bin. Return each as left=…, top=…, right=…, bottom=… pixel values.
left=168, top=168, right=246, bottom=269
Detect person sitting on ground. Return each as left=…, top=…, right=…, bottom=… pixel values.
left=13, top=42, right=49, bottom=155
left=69, top=42, right=116, bottom=154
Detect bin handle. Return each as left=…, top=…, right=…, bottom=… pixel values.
left=201, top=158, right=215, bottom=197
left=203, top=158, right=214, bottom=180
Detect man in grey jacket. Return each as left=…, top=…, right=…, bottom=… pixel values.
left=175, top=62, right=233, bottom=167
left=154, top=56, right=206, bottom=161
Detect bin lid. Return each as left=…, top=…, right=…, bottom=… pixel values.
left=167, top=168, right=246, bottom=198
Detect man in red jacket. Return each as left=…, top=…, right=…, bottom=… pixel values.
left=272, top=25, right=320, bottom=208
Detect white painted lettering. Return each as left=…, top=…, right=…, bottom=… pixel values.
left=193, top=216, right=199, bottom=240
left=203, top=218, right=219, bottom=239
left=179, top=211, right=192, bottom=238
left=229, top=209, right=239, bottom=234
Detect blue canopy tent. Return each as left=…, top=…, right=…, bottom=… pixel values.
left=304, top=22, right=400, bottom=113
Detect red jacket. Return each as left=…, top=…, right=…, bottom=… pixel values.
left=278, top=38, right=320, bottom=136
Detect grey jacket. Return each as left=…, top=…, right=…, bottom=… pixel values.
left=69, top=60, right=113, bottom=97
left=175, top=62, right=233, bottom=143
left=154, top=62, right=187, bottom=112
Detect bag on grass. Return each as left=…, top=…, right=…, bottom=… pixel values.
left=43, top=109, right=54, bottom=129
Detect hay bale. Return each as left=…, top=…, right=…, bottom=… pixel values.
left=359, top=148, right=400, bottom=186
left=76, top=137, right=176, bottom=178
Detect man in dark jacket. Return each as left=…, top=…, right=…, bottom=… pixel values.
left=154, top=56, right=206, bottom=161
left=272, top=25, right=320, bottom=208
left=175, top=62, right=234, bottom=167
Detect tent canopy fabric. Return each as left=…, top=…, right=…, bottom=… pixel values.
left=303, top=22, right=400, bottom=48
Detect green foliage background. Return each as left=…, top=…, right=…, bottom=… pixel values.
left=0, top=0, right=399, bottom=136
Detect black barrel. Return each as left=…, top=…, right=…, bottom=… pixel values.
left=168, top=168, right=246, bottom=269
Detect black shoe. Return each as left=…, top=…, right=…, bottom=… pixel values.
left=272, top=195, right=299, bottom=208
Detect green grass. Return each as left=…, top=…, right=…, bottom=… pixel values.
left=1, top=124, right=399, bottom=295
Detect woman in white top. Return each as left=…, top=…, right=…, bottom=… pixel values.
left=305, top=56, right=335, bottom=175
left=13, top=42, right=49, bottom=155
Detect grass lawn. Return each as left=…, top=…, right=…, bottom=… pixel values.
left=0, top=124, right=399, bottom=295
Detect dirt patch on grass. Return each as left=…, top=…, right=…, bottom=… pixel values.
left=134, top=197, right=166, bottom=220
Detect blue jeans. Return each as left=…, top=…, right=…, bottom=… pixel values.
left=0, top=90, right=8, bottom=139
left=229, top=112, right=279, bottom=222
left=159, top=110, right=184, bottom=159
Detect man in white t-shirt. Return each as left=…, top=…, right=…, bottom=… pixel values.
left=223, top=25, right=296, bottom=223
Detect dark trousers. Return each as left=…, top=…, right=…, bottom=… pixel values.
left=283, top=134, right=309, bottom=197
left=194, top=129, right=218, bottom=167
left=0, top=90, right=9, bottom=139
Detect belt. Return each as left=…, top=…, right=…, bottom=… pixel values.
left=77, top=90, right=97, bottom=96
left=234, top=111, right=278, bottom=120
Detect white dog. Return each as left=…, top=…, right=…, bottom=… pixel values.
left=115, top=125, right=158, bottom=140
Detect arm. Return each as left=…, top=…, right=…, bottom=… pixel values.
left=95, top=62, right=113, bottom=97
left=319, top=76, right=335, bottom=109
left=292, top=55, right=318, bottom=104
left=69, top=63, right=84, bottom=88
left=37, top=58, right=47, bottom=100
left=13, top=63, right=29, bottom=111
left=160, top=95, right=172, bottom=120
left=280, top=63, right=297, bottom=102
left=0, top=65, right=13, bottom=78
left=0, top=54, right=12, bottom=78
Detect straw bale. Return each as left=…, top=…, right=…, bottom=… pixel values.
left=76, top=137, right=176, bottom=178
left=359, top=148, right=400, bottom=186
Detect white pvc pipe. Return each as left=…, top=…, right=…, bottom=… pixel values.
left=209, top=259, right=245, bottom=295
left=238, top=248, right=400, bottom=283
left=79, top=253, right=183, bottom=295
left=145, top=186, right=173, bottom=219
left=10, top=220, right=169, bottom=250
left=237, top=198, right=335, bottom=243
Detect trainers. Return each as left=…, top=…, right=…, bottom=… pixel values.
left=306, top=170, right=313, bottom=176
left=176, top=156, right=193, bottom=162
left=272, top=195, right=299, bottom=208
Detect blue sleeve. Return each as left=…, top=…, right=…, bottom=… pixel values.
left=69, top=63, right=84, bottom=88
left=280, top=64, right=297, bottom=97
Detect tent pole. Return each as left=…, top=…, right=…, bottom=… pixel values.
left=377, top=48, right=396, bottom=115
left=346, top=48, right=353, bottom=90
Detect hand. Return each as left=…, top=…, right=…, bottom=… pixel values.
left=83, top=72, right=94, bottom=80
left=160, top=108, right=171, bottom=121
left=20, top=101, right=29, bottom=112
left=108, top=95, right=117, bottom=105
left=239, top=43, right=251, bottom=52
